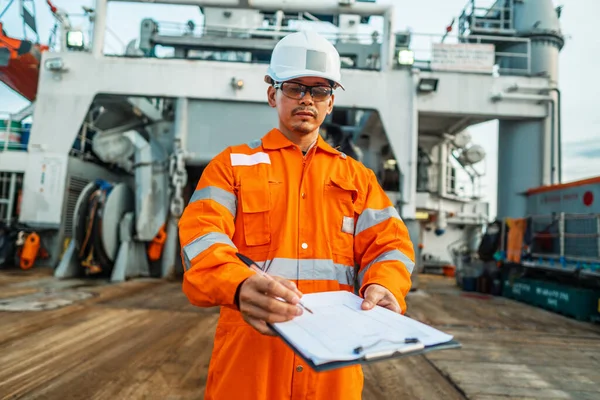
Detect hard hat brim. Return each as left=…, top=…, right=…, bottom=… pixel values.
left=266, top=70, right=345, bottom=91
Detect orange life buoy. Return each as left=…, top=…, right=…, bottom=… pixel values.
left=20, top=232, right=40, bottom=270
left=147, top=224, right=167, bottom=261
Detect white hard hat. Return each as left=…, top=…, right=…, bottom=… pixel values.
left=265, top=30, right=344, bottom=90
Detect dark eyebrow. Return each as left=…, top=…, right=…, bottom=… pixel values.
left=287, top=81, right=331, bottom=87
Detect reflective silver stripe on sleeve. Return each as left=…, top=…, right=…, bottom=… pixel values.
left=183, top=232, right=237, bottom=271
left=357, top=249, right=415, bottom=286
left=189, top=186, right=237, bottom=217
left=254, top=258, right=355, bottom=286
left=355, top=206, right=402, bottom=235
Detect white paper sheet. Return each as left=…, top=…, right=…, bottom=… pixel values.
left=272, top=291, right=454, bottom=365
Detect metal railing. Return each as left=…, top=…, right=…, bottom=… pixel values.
left=0, top=113, right=29, bottom=153
left=496, top=213, right=600, bottom=277
left=133, top=20, right=385, bottom=70
left=155, top=20, right=383, bottom=45
left=1, top=113, right=93, bottom=159
left=154, top=22, right=531, bottom=76
left=528, top=213, right=600, bottom=265
left=459, top=0, right=515, bottom=36
left=0, top=171, right=23, bottom=225
left=419, top=162, right=483, bottom=201
left=68, top=121, right=94, bottom=160
left=153, top=20, right=384, bottom=68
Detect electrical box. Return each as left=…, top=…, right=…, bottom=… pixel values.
left=338, top=15, right=361, bottom=42
left=203, top=8, right=263, bottom=31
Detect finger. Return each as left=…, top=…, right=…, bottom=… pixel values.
left=362, top=286, right=385, bottom=310
left=246, top=292, right=303, bottom=318
left=244, top=315, right=277, bottom=336
left=239, top=277, right=301, bottom=317
left=386, top=303, right=401, bottom=313
left=379, top=298, right=401, bottom=314
left=257, top=277, right=301, bottom=305
left=370, top=290, right=402, bottom=313
left=273, top=277, right=303, bottom=297
left=241, top=302, right=299, bottom=324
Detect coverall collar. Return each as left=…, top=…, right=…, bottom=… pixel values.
left=262, top=128, right=341, bottom=155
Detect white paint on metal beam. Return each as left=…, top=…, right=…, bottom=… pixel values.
left=108, top=0, right=393, bottom=16
left=417, top=71, right=550, bottom=119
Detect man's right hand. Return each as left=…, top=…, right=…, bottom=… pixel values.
left=238, top=274, right=304, bottom=336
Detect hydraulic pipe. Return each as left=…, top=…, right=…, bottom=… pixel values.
left=490, top=92, right=553, bottom=102
left=505, top=83, right=552, bottom=93
left=549, top=88, right=562, bottom=183
left=437, top=138, right=449, bottom=198
left=549, top=99, right=555, bottom=185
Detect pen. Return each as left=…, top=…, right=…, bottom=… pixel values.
left=235, top=252, right=314, bottom=314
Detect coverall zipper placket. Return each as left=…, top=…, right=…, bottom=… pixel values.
left=297, top=146, right=315, bottom=279
left=291, top=144, right=315, bottom=400
left=298, top=148, right=316, bottom=251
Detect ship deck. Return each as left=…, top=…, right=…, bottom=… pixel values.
left=1, top=269, right=599, bottom=400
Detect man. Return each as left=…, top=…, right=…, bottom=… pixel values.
left=179, top=30, right=414, bottom=400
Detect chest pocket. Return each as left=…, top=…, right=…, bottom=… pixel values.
left=239, top=177, right=273, bottom=247
left=323, top=176, right=358, bottom=260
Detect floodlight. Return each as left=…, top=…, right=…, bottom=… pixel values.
left=417, top=78, right=439, bottom=93
left=66, top=30, right=85, bottom=50
left=398, top=49, right=414, bottom=66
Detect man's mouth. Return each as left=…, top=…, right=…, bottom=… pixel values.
left=295, top=111, right=315, bottom=117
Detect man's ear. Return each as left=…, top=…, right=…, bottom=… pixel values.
left=327, top=94, right=335, bottom=114
left=267, top=86, right=277, bottom=108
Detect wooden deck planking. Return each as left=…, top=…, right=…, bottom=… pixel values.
left=0, top=270, right=599, bottom=400
left=405, top=277, right=600, bottom=400
left=362, top=355, right=466, bottom=400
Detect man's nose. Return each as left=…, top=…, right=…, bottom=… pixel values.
left=299, top=91, right=314, bottom=106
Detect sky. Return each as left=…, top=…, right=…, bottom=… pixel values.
left=1, top=0, right=599, bottom=219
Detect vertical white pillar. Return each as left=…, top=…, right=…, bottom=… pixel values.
left=92, top=0, right=108, bottom=57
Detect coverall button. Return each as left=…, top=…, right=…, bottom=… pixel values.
left=296, top=365, right=303, bottom=372
left=301, top=192, right=306, bottom=198
left=301, top=243, right=308, bottom=249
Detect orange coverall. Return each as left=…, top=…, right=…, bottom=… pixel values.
left=179, top=128, right=415, bottom=400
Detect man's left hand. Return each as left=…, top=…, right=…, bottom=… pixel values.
left=361, top=284, right=401, bottom=314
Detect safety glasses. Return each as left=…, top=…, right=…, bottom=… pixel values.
left=274, top=82, right=333, bottom=102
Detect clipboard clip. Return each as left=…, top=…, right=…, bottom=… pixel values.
left=353, top=337, right=424, bottom=359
